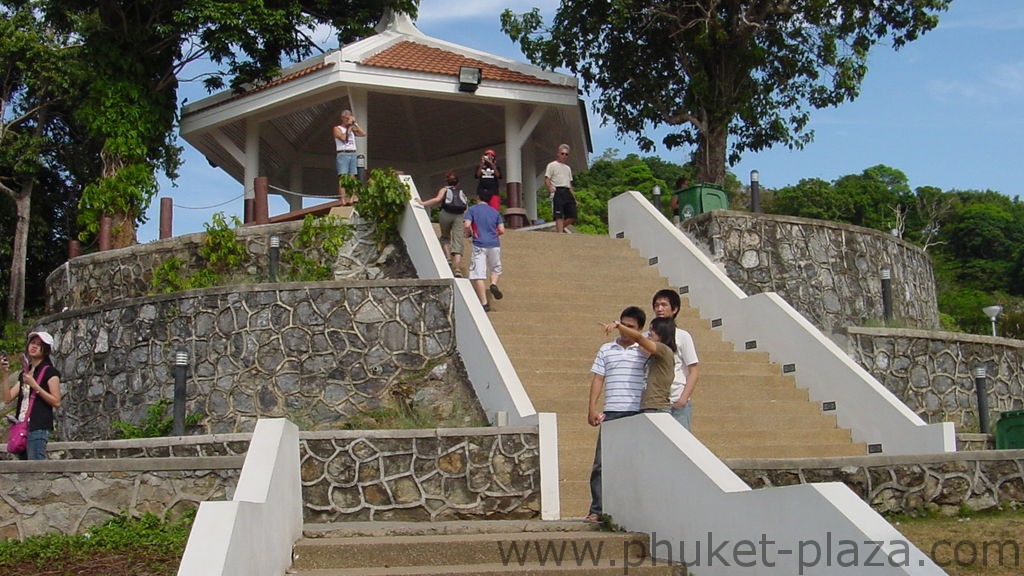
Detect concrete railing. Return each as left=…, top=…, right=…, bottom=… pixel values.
left=604, top=414, right=945, bottom=575
left=609, top=192, right=955, bottom=455
left=177, top=418, right=302, bottom=576
left=399, top=176, right=560, bottom=519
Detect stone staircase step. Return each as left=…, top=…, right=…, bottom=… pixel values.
left=514, top=358, right=783, bottom=378
left=489, top=313, right=714, bottom=334
left=525, top=382, right=811, bottom=403
left=713, top=443, right=867, bottom=459
left=291, top=525, right=677, bottom=574
left=293, top=561, right=681, bottom=575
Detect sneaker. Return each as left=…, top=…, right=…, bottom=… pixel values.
left=482, top=304, right=491, bottom=312
left=453, top=268, right=463, bottom=278
left=489, top=284, right=503, bottom=300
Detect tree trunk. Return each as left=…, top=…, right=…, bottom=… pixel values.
left=7, top=184, right=31, bottom=323
left=110, top=209, right=138, bottom=248
left=694, top=121, right=729, bottom=185
left=5, top=108, right=47, bottom=323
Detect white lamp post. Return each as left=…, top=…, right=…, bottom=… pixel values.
left=982, top=305, right=1003, bottom=337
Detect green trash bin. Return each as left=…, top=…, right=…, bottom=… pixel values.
left=674, top=183, right=728, bottom=220
left=995, top=410, right=1024, bottom=449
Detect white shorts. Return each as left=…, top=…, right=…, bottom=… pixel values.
left=469, top=246, right=502, bottom=280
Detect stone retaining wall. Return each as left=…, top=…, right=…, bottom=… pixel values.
left=682, top=211, right=939, bottom=332
left=45, top=217, right=414, bottom=313
left=837, top=327, right=1024, bottom=429
left=730, top=450, right=1024, bottom=516
left=300, top=428, right=540, bottom=522
left=0, top=458, right=240, bottom=541
left=35, top=280, right=484, bottom=441
left=0, top=428, right=541, bottom=539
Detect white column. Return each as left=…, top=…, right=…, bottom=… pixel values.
left=523, top=145, right=537, bottom=221
left=504, top=104, right=524, bottom=186
left=288, top=164, right=304, bottom=211
left=348, top=86, right=369, bottom=168
left=244, top=117, right=261, bottom=200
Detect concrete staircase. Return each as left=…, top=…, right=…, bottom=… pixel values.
left=488, top=230, right=866, bottom=518
left=291, top=521, right=683, bottom=574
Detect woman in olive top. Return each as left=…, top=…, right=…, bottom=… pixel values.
left=601, top=316, right=677, bottom=412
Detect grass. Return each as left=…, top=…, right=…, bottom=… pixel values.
left=891, top=506, right=1024, bottom=575
left=0, top=511, right=193, bottom=576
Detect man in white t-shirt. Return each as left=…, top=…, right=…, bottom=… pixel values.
left=585, top=306, right=647, bottom=522
left=652, top=289, right=700, bottom=430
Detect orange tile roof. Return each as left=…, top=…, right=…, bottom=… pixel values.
left=184, top=62, right=332, bottom=115
left=362, top=41, right=554, bottom=87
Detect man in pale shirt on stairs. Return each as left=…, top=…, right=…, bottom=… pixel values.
left=585, top=306, right=647, bottom=522
left=544, top=144, right=577, bottom=233
left=652, top=289, right=701, bottom=430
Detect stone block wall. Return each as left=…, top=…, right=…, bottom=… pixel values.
left=837, top=327, right=1024, bottom=429
left=730, top=451, right=1024, bottom=516
left=300, top=428, right=541, bottom=522
left=45, top=217, right=414, bottom=313
left=0, top=460, right=240, bottom=540
left=682, top=211, right=939, bottom=332
left=0, top=428, right=541, bottom=539
left=36, top=280, right=484, bottom=441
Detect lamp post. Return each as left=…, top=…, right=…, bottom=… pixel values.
left=982, top=305, right=1003, bottom=337
left=652, top=184, right=662, bottom=215
left=173, top=351, right=189, bottom=436
left=750, top=170, right=761, bottom=213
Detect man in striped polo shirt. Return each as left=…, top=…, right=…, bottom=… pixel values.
left=585, top=306, right=647, bottom=522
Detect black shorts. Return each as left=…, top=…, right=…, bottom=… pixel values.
left=553, top=187, right=577, bottom=220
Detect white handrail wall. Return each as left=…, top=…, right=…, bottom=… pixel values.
left=177, top=418, right=301, bottom=576
left=608, top=192, right=954, bottom=454
left=399, top=177, right=560, bottom=518
left=604, top=414, right=946, bottom=575
left=399, top=175, right=538, bottom=426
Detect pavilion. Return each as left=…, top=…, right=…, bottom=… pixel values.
left=178, top=12, right=591, bottom=225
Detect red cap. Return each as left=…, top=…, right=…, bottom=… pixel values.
left=485, top=149, right=496, bottom=157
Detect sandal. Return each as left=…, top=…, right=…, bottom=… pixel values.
left=583, top=513, right=600, bottom=523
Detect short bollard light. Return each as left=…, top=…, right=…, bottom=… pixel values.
left=269, top=234, right=281, bottom=282
left=173, top=351, right=188, bottom=436
left=880, top=268, right=893, bottom=323
left=973, top=366, right=990, bottom=435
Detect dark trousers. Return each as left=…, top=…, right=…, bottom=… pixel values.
left=588, top=410, right=637, bottom=516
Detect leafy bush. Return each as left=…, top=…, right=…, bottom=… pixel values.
left=112, top=398, right=201, bottom=438
left=0, top=511, right=193, bottom=572
left=282, top=214, right=353, bottom=281
left=346, top=168, right=410, bottom=247
left=150, top=212, right=247, bottom=293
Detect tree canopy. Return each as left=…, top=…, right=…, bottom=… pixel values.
left=39, top=0, right=419, bottom=247
left=501, top=0, right=951, bottom=185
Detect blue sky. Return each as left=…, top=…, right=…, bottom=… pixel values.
left=139, top=0, right=1024, bottom=241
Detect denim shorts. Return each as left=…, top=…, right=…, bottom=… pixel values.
left=336, top=152, right=358, bottom=175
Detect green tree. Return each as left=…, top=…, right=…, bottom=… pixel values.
left=0, top=2, right=80, bottom=321
left=502, top=1, right=950, bottom=185
left=768, top=177, right=852, bottom=222
left=42, top=0, right=419, bottom=248
left=832, top=165, right=913, bottom=231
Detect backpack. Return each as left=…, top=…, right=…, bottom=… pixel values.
left=442, top=186, right=468, bottom=214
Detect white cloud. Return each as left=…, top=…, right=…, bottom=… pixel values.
left=929, top=60, right=1024, bottom=105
